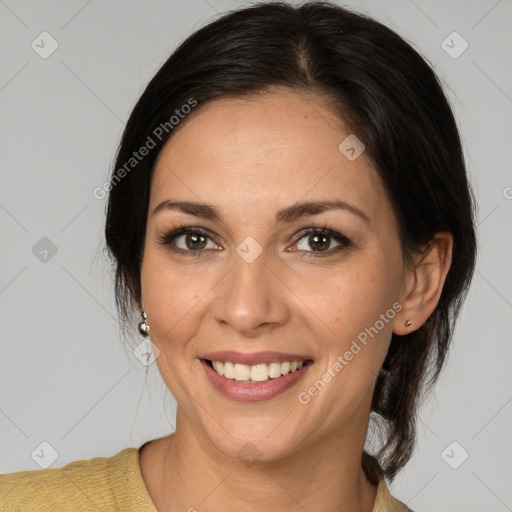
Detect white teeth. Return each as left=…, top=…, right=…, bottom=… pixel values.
left=209, top=360, right=307, bottom=382
left=268, top=362, right=282, bottom=379
left=215, top=361, right=225, bottom=376
left=223, top=361, right=235, bottom=379
left=234, top=363, right=250, bottom=381
left=250, top=364, right=269, bottom=382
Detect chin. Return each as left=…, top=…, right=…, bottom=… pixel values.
left=203, top=420, right=307, bottom=466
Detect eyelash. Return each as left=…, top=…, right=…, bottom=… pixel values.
left=157, top=224, right=352, bottom=260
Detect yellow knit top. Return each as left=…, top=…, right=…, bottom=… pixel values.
left=0, top=447, right=412, bottom=511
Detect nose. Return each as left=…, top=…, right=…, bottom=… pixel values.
left=211, top=247, right=291, bottom=338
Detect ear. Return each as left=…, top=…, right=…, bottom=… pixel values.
left=392, top=232, right=453, bottom=335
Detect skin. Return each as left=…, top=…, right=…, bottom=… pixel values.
left=138, top=89, right=453, bottom=512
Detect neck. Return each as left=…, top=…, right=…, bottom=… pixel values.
left=147, top=412, right=378, bottom=512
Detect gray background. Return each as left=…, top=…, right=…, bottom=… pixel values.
left=1, top=0, right=511, bottom=510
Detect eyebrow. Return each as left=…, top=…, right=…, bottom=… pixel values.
left=151, top=198, right=370, bottom=224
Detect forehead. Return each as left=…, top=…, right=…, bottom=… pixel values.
left=150, top=90, right=392, bottom=226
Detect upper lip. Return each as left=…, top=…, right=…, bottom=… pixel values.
left=201, top=351, right=313, bottom=366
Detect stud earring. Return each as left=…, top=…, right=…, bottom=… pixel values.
left=405, top=320, right=413, bottom=328
left=138, top=311, right=150, bottom=337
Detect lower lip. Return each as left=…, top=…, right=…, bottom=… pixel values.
left=201, top=359, right=313, bottom=402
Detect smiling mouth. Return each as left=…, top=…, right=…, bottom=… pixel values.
left=202, top=359, right=314, bottom=383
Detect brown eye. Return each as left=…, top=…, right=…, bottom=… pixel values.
left=307, top=233, right=331, bottom=251
left=183, top=233, right=207, bottom=250
left=159, top=226, right=220, bottom=255
left=296, top=232, right=343, bottom=253
left=293, top=227, right=352, bottom=258
left=174, top=231, right=218, bottom=252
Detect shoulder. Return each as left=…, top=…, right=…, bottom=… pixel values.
left=373, top=477, right=414, bottom=512
left=0, top=447, right=139, bottom=512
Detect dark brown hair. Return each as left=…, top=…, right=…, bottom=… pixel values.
left=104, top=1, right=477, bottom=481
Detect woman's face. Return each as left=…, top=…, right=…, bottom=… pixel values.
left=141, top=89, right=409, bottom=462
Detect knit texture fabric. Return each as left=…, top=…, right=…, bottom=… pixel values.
left=1, top=447, right=412, bottom=511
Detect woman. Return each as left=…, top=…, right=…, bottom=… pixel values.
left=0, top=2, right=476, bottom=511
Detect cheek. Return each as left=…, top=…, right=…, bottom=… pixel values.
left=140, top=249, right=216, bottom=349
left=139, top=252, right=209, bottom=399
left=293, top=259, right=401, bottom=422
left=296, top=258, right=399, bottom=338
left=294, top=257, right=403, bottom=408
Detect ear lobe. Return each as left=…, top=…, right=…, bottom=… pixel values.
left=392, top=232, right=453, bottom=335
